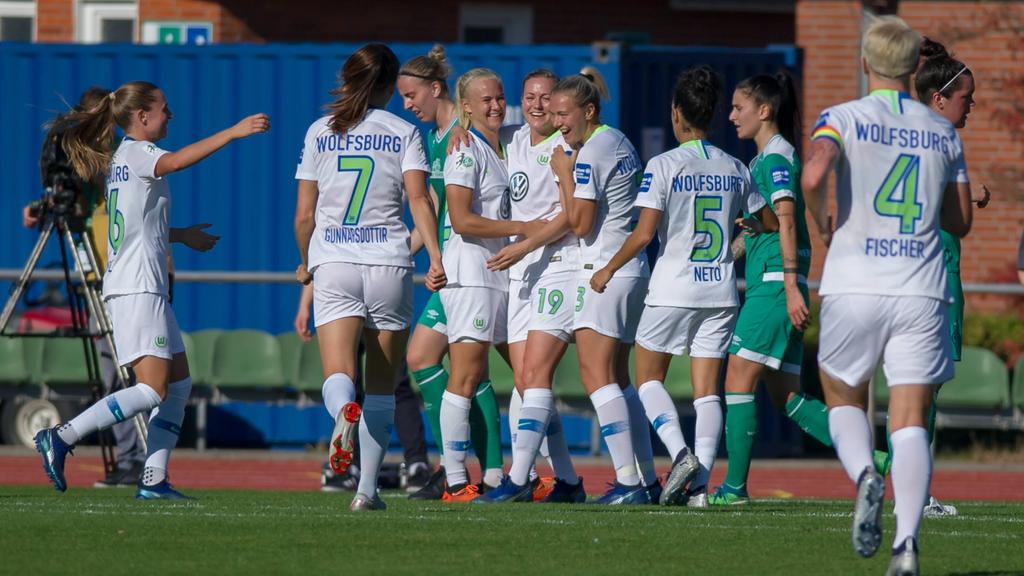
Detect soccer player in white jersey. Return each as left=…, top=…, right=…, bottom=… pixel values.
left=593, top=66, right=760, bottom=507
left=802, top=17, right=972, bottom=574
left=541, top=69, right=655, bottom=505
left=474, top=70, right=586, bottom=504
left=34, top=81, right=269, bottom=498
left=294, top=44, right=444, bottom=512
left=438, top=68, right=543, bottom=502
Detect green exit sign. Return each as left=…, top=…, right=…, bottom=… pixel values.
left=142, top=21, right=213, bottom=45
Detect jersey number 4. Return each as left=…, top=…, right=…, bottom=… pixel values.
left=107, top=188, right=125, bottom=253
left=690, top=195, right=724, bottom=262
left=874, top=153, right=922, bottom=234
left=337, top=155, right=375, bottom=225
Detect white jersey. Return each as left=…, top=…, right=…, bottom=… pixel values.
left=811, top=90, right=969, bottom=301
left=295, top=109, right=430, bottom=270
left=635, top=140, right=760, bottom=308
left=441, top=129, right=510, bottom=291
left=572, top=125, right=648, bottom=278
left=507, top=124, right=578, bottom=281
left=102, top=138, right=170, bottom=300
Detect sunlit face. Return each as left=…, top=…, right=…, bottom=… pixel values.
left=937, top=74, right=976, bottom=129
left=138, top=89, right=172, bottom=141
left=550, top=92, right=593, bottom=147
left=729, top=90, right=764, bottom=141
left=463, top=77, right=505, bottom=133
left=397, top=75, right=441, bottom=123
left=522, top=76, right=555, bottom=136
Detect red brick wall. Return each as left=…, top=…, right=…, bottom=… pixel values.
left=35, top=0, right=73, bottom=42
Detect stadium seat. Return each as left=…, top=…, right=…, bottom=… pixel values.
left=187, top=329, right=221, bottom=386
left=209, top=330, right=285, bottom=389
left=1014, top=355, right=1024, bottom=411
left=295, top=336, right=324, bottom=393
left=0, top=337, right=30, bottom=384
left=937, top=346, right=1011, bottom=410
left=276, top=332, right=302, bottom=389
left=38, top=337, right=91, bottom=386
left=487, top=347, right=515, bottom=395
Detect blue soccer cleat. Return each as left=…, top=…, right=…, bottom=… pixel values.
left=473, top=476, right=533, bottom=504
left=34, top=426, right=73, bottom=492
left=136, top=479, right=194, bottom=501
left=540, top=477, right=587, bottom=504
left=592, top=481, right=649, bottom=505
left=645, top=480, right=663, bottom=505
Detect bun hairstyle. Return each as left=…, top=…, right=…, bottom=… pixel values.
left=735, top=71, right=801, bottom=146
left=672, top=65, right=721, bottom=133
left=552, top=66, right=609, bottom=121
left=399, top=43, right=452, bottom=96
left=327, top=43, right=400, bottom=135
left=915, top=37, right=972, bottom=102
left=454, top=67, right=502, bottom=129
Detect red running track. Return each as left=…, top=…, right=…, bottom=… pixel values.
left=2, top=451, right=1022, bottom=501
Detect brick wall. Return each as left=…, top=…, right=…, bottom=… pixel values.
left=35, top=0, right=72, bottom=42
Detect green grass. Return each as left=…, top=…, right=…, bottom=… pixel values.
left=1, top=487, right=1022, bottom=575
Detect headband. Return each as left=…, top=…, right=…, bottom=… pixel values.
left=399, top=71, right=444, bottom=82
left=938, top=65, right=970, bottom=95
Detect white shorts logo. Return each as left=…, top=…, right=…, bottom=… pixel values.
left=473, top=315, right=488, bottom=331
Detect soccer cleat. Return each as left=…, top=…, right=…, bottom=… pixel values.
left=922, top=495, right=958, bottom=517
left=686, top=486, right=709, bottom=508
left=874, top=450, right=893, bottom=477
left=442, top=482, right=480, bottom=503
left=321, top=461, right=359, bottom=492
left=885, top=537, right=919, bottom=576
left=531, top=476, right=556, bottom=502
left=135, top=479, right=194, bottom=500
left=473, top=476, right=533, bottom=504
left=408, top=466, right=446, bottom=501
left=645, top=480, right=663, bottom=505
left=350, top=492, right=387, bottom=512
left=329, top=402, right=362, bottom=475
left=34, top=427, right=73, bottom=493
left=708, top=484, right=749, bottom=506
left=852, top=467, right=885, bottom=558
left=592, top=481, right=649, bottom=505
left=540, top=477, right=587, bottom=504
left=660, top=449, right=700, bottom=506
left=404, top=461, right=432, bottom=493
left=94, top=461, right=144, bottom=488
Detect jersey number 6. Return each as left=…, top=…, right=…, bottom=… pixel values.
left=337, top=155, right=375, bottom=225
left=107, top=187, right=126, bottom=253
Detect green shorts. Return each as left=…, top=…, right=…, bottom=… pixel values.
left=416, top=291, right=448, bottom=336
left=727, top=283, right=808, bottom=375
left=947, top=272, right=963, bottom=362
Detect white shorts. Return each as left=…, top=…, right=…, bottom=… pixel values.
left=105, top=293, right=185, bottom=367
left=440, top=286, right=508, bottom=344
left=573, top=275, right=647, bottom=343
left=636, top=305, right=737, bottom=358
left=818, top=294, right=953, bottom=387
left=528, top=271, right=575, bottom=343
left=507, top=278, right=532, bottom=344
left=313, top=262, right=413, bottom=331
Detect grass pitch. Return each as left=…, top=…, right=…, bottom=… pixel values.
left=1, top=486, right=1022, bottom=575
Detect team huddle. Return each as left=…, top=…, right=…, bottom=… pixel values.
left=32, top=13, right=980, bottom=576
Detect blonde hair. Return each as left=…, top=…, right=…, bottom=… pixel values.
left=552, top=66, right=610, bottom=121
left=399, top=44, right=451, bottom=96
left=454, top=67, right=501, bottom=129
left=862, top=15, right=922, bottom=80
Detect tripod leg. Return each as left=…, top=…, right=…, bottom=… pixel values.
left=0, top=219, right=55, bottom=334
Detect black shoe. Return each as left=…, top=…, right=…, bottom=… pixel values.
left=94, top=461, right=144, bottom=488
left=408, top=466, right=446, bottom=500
left=405, top=461, right=432, bottom=493
left=321, top=461, right=359, bottom=492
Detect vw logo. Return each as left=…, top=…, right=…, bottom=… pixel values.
left=509, top=171, right=529, bottom=202
left=499, top=187, right=512, bottom=220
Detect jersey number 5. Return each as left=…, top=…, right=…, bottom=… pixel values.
left=107, top=188, right=125, bottom=253
left=337, top=155, right=375, bottom=225
left=690, top=195, right=724, bottom=262
left=874, top=153, right=922, bottom=234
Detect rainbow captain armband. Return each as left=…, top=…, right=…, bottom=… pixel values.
left=812, top=124, right=842, bottom=148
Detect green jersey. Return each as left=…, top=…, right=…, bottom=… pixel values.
left=743, top=135, right=812, bottom=294
left=427, top=118, right=458, bottom=249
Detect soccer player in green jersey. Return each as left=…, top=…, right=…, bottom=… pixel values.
left=398, top=45, right=505, bottom=499
left=710, top=73, right=887, bottom=506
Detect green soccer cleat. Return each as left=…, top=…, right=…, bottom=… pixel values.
left=708, top=484, right=749, bottom=506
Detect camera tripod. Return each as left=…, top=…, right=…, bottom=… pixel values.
left=0, top=208, right=147, bottom=476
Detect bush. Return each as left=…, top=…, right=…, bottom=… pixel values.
left=964, top=312, right=1024, bottom=368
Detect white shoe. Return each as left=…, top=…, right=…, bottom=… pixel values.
left=922, top=496, right=958, bottom=517
left=350, top=492, right=387, bottom=512
left=885, top=537, right=919, bottom=576
left=686, top=488, right=708, bottom=509
left=329, top=402, right=362, bottom=475
left=852, top=467, right=885, bottom=558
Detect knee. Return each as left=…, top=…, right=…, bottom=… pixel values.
left=406, top=346, right=435, bottom=373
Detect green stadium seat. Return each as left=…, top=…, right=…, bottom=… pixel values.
left=0, top=337, right=30, bottom=384
left=22, top=338, right=44, bottom=382
left=937, top=346, right=1010, bottom=410
left=1013, top=355, right=1024, bottom=411
left=487, top=347, right=515, bottom=395
left=277, top=332, right=302, bottom=388
left=209, top=330, right=285, bottom=389
left=295, top=336, right=325, bottom=393
left=39, top=338, right=91, bottom=386
left=187, top=329, right=221, bottom=386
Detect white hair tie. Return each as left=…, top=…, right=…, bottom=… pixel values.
left=939, top=65, right=969, bottom=95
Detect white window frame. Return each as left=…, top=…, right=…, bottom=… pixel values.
left=0, top=0, right=36, bottom=42
left=77, top=0, right=137, bottom=44
left=458, top=3, right=532, bottom=45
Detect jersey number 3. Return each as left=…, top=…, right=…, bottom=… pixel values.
left=874, top=153, right=922, bottom=234
left=337, top=155, right=375, bottom=225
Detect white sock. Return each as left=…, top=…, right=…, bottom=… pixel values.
left=891, top=426, right=931, bottom=548
left=591, top=384, right=639, bottom=486
left=693, top=394, right=723, bottom=490
left=440, top=391, right=473, bottom=487
left=142, top=378, right=192, bottom=486
left=356, top=394, right=395, bottom=497
left=623, top=385, right=657, bottom=485
left=828, top=405, right=875, bottom=484
left=322, top=372, right=356, bottom=420
left=60, top=383, right=161, bottom=445
left=639, top=380, right=688, bottom=460
left=544, top=407, right=578, bottom=482
left=509, top=388, right=552, bottom=486
left=509, top=389, right=539, bottom=481
left=483, top=468, right=504, bottom=487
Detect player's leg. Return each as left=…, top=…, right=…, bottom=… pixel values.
left=471, top=339, right=508, bottom=489
left=617, top=344, right=658, bottom=496
left=710, top=354, right=761, bottom=505
left=93, top=332, right=144, bottom=488
left=443, top=339, right=488, bottom=500
left=407, top=292, right=450, bottom=460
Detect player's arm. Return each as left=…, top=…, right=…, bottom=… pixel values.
left=293, top=283, right=314, bottom=342
left=155, top=114, right=269, bottom=178
left=406, top=169, right=446, bottom=292
left=775, top=197, right=809, bottom=329
left=590, top=207, right=660, bottom=294
left=801, top=138, right=840, bottom=245
left=551, top=145, right=597, bottom=237
left=445, top=183, right=529, bottom=239
left=170, top=224, right=219, bottom=252
left=487, top=211, right=570, bottom=271
left=940, top=181, right=973, bottom=238
left=294, top=179, right=318, bottom=284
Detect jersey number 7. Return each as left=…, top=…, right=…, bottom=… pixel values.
left=873, top=153, right=922, bottom=234
left=337, top=155, right=375, bottom=225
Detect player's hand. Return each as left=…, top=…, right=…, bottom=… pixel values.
left=293, top=307, right=312, bottom=342
left=230, top=113, right=270, bottom=139
left=487, top=240, right=531, bottom=271
left=785, top=285, right=810, bottom=331
left=446, top=126, right=471, bottom=154
left=295, top=263, right=313, bottom=285
left=550, top=145, right=577, bottom=181
left=22, top=204, right=39, bottom=228
left=735, top=216, right=764, bottom=237
left=590, top=267, right=613, bottom=294
left=179, top=223, right=220, bottom=252
left=975, top=184, right=991, bottom=209
left=425, top=257, right=447, bottom=292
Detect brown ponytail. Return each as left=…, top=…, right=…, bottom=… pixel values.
left=327, top=43, right=400, bottom=134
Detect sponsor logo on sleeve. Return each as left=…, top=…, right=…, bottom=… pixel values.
left=457, top=152, right=474, bottom=169
left=297, top=146, right=304, bottom=165
left=813, top=112, right=830, bottom=130
left=639, top=172, right=653, bottom=193
left=574, top=163, right=592, bottom=185
left=146, top=144, right=157, bottom=155
left=771, top=166, right=790, bottom=186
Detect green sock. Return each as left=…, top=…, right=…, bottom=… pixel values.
left=927, top=390, right=938, bottom=443
left=412, top=365, right=448, bottom=456
left=469, top=379, right=504, bottom=472
left=723, top=393, right=757, bottom=492
left=785, top=392, right=833, bottom=447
